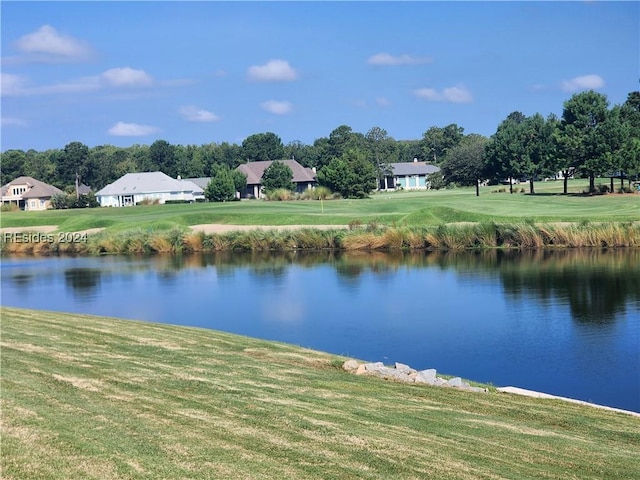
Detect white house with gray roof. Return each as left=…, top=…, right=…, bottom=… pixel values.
left=380, top=161, right=441, bottom=190
left=96, top=171, right=204, bottom=207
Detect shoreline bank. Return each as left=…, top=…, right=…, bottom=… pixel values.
left=1, top=221, right=639, bottom=255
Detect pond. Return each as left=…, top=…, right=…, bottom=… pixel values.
left=1, top=249, right=639, bottom=412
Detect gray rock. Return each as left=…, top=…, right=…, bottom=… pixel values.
left=446, top=377, right=471, bottom=389
left=395, top=362, right=417, bottom=375
left=374, top=367, right=415, bottom=383
left=414, top=369, right=437, bottom=384
left=447, top=377, right=464, bottom=388
left=364, top=362, right=385, bottom=371
left=342, top=359, right=360, bottom=372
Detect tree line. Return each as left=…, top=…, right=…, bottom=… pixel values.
left=2, top=90, right=638, bottom=198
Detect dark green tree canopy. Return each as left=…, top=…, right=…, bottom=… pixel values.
left=317, top=149, right=377, bottom=198
left=242, top=132, right=285, bottom=162
left=58, top=141, right=90, bottom=188
left=421, top=124, right=464, bottom=164
left=261, top=161, right=294, bottom=192
left=441, top=134, right=489, bottom=187
left=150, top=140, right=177, bottom=178
left=205, top=165, right=236, bottom=202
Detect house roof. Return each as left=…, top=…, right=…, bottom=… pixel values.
left=236, top=160, right=316, bottom=186
left=77, top=184, right=92, bottom=195
left=96, top=172, right=203, bottom=196
left=1, top=176, right=64, bottom=199
left=390, top=162, right=440, bottom=176
left=184, top=177, right=211, bottom=190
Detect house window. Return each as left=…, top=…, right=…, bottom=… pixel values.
left=31, top=200, right=36, bottom=208
left=40, top=200, right=45, bottom=207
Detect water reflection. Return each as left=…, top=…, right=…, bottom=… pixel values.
left=8, top=249, right=639, bottom=323
left=64, top=268, right=102, bottom=297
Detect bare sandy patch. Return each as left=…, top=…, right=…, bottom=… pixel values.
left=0, top=225, right=58, bottom=233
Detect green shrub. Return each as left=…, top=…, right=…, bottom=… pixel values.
left=265, top=188, right=294, bottom=201
left=1, top=203, right=19, bottom=212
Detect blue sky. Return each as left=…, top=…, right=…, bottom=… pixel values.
left=1, top=1, right=638, bottom=152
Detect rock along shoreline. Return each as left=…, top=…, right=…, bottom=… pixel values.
left=342, top=360, right=488, bottom=393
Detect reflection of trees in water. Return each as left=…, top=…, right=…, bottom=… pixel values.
left=64, top=268, right=102, bottom=296
left=10, top=273, right=34, bottom=287
left=497, top=250, right=640, bottom=323
left=46, top=249, right=640, bottom=320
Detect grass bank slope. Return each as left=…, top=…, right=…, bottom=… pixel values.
left=2, top=307, right=639, bottom=479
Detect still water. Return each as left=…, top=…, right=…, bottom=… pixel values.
left=1, top=249, right=639, bottom=412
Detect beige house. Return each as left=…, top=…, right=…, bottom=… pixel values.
left=1, top=176, right=64, bottom=211
left=236, top=159, right=317, bottom=198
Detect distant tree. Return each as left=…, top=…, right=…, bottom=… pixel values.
left=484, top=112, right=528, bottom=193
left=317, top=149, right=377, bottom=198
left=420, top=124, right=464, bottom=164
left=559, top=91, right=613, bottom=193
left=205, top=165, right=236, bottom=202
left=365, top=126, right=395, bottom=189
left=396, top=139, right=423, bottom=163
left=230, top=169, right=247, bottom=194
left=261, top=160, right=294, bottom=192
left=0, top=150, right=27, bottom=185
left=441, top=134, right=489, bottom=195
left=150, top=140, right=177, bottom=177
left=58, top=142, right=90, bottom=195
left=312, top=125, right=368, bottom=169
left=242, top=132, right=285, bottom=162
left=619, top=91, right=640, bottom=185
left=283, top=140, right=318, bottom=168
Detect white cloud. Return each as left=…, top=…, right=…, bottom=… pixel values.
left=108, top=122, right=159, bottom=137
left=368, top=52, right=432, bottom=66
left=101, top=68, right=154, bottom=87
left=413, top=84, right=473, bottom=103
left=1, top=67, right=156, bottom=97
left=15, top=25, right=92, bottom=61
left=179, top=105, right=220, bottom=122
left=1, top=117, right=27, bottom=127
left=561, top=74, right=605, bottom=92
left=260, top=100, right=293, bottom=115
left=375, top=97, right=392, bottom=107
left=1, top=73, right=28, bottom=96
left=248, top=60, right=298, bottom=82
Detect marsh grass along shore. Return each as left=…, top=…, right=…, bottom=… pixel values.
left=1, top=183, right=638, bottom=254
left=2, top=307, right=639, bottom=479
left=1, top=221, right=638, bottom=255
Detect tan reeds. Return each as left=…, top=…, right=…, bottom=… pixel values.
left=3, top=222, right=639, bottom=255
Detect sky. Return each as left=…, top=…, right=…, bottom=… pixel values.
left=1, top=1, right=638, bottom=152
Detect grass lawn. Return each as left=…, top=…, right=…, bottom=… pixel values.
left=1, top=179, right=638, bottom=233
left=2, top=307, right=639, bottom=479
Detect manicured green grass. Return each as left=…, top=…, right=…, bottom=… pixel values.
left=2, top=307, right=639, bottom=479
left=1, top=179, right=638, bottom=233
